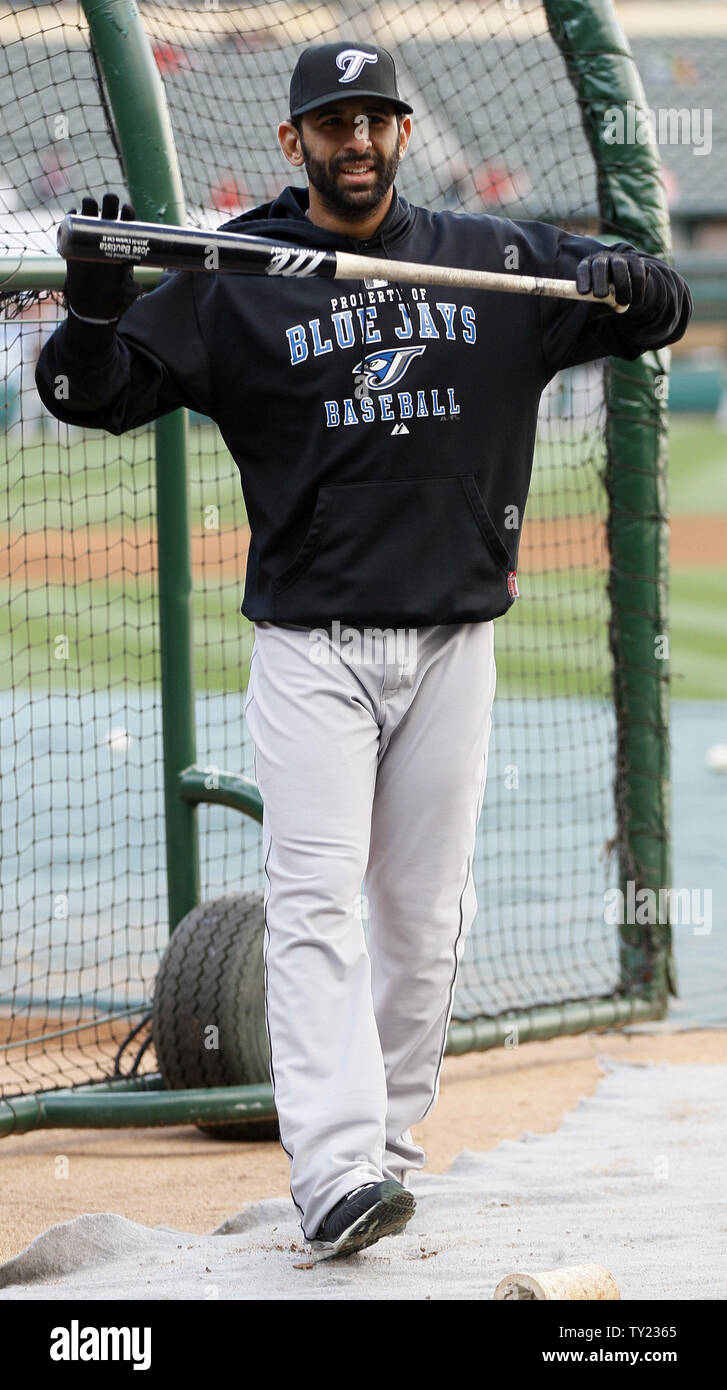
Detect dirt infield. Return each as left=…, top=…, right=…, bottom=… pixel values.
left=1, top=1028, right=724, bottom=1264
left=3, top=516, right=725, bottom=587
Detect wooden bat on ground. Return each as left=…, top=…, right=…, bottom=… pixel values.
left=57, top=213, right=627, bottom=310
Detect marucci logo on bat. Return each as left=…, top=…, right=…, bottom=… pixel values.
left=266, top=247, right=328, bottom=277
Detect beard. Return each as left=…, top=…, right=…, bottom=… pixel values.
left=298, top=135, right=400, bottom=220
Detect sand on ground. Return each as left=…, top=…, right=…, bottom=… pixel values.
left=1, top=1028, right=724, bottom=1263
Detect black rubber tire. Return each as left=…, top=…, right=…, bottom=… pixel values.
left=151, top=890, right=278, bottom=1141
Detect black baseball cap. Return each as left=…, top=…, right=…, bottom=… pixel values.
left=289, top=41, right=413, bottom=120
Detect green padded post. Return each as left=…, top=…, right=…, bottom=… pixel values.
left=545, top=0, right=676, bottom=1008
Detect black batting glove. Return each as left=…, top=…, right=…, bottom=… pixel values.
left=575, top=248, right=651, bottom=314
left=64, top=193, right=143, bottom=322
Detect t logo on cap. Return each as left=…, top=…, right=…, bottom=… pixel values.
left=336, top=48, right=378, bottom=84
left=288, top=41, right=413, bottom=120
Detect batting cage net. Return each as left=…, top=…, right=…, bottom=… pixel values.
left=1, top=1, right=671, bottom=1102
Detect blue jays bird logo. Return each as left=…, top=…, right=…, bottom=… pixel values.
left=352, top=345, right=426, bottom=391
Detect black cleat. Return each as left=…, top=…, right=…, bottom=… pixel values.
left=309, top=1179, right=416, bottom=1261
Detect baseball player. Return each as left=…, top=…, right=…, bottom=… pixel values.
left=37, top=41, right=692, bottom=1261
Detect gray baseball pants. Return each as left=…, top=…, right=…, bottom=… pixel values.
left=243, top=618, right=496, bottom=1239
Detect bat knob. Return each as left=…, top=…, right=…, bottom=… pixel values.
left=57, top=214, right=72, bottom=259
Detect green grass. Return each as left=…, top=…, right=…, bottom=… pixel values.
left=1, top=416, right=725, bottom=698
left=527, top=432, right=609, bottom=522
left=7, top=416, right=723, bottom=532
left=4, top=570, right=718, bottom=697
left=492, top=570, right=611, bottom=697
left=670, top=568, right=727, bottom=699
left=0, top=579, right=254, bottom=692
left=527, top=414, right=727, bottom=521
left=668, top=416, right=727, bottom=514
left=2, top=425, right=246, bottom=530
left=0, top=568, right=645, bottom=700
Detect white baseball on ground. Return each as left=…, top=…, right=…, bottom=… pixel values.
left=705, top=743, right=727, bottom=772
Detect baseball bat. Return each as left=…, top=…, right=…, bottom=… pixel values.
left=57, top=213, right=627, bottom=311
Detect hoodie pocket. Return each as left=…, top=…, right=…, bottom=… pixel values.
left=272, top=474, right=515, bottom=624
left=460, top=474, right=514, bottom=573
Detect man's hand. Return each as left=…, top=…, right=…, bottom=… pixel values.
left=575, top=249, right=649, bottom=312
left=64, top=193, right=143, bottom=322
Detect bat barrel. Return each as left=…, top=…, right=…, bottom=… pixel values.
left=334, top=249, right=625, bottom=309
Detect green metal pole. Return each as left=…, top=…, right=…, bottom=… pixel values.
left=545, top=0, right=676, bottom=1009
left=0, top=982, right=665, bottom=1136
left=447, top=990, right=662, bottom=1057
left=178, top=765, right=264, bottom=823
left=0, top=256, right=163, bottom=291
left=80, top=0, right=200, bottom=931
left=0, top=1083, right=276, bottom=1138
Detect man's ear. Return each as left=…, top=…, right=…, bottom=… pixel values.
left=278, top=121, right=305, bottom=167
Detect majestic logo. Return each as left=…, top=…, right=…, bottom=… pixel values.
left=336, top=48, right=378, bottom=83
left=353, top=345, right=426, bottom=391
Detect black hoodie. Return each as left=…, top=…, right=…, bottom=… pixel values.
left=36, top=184, right=692, bottom=627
